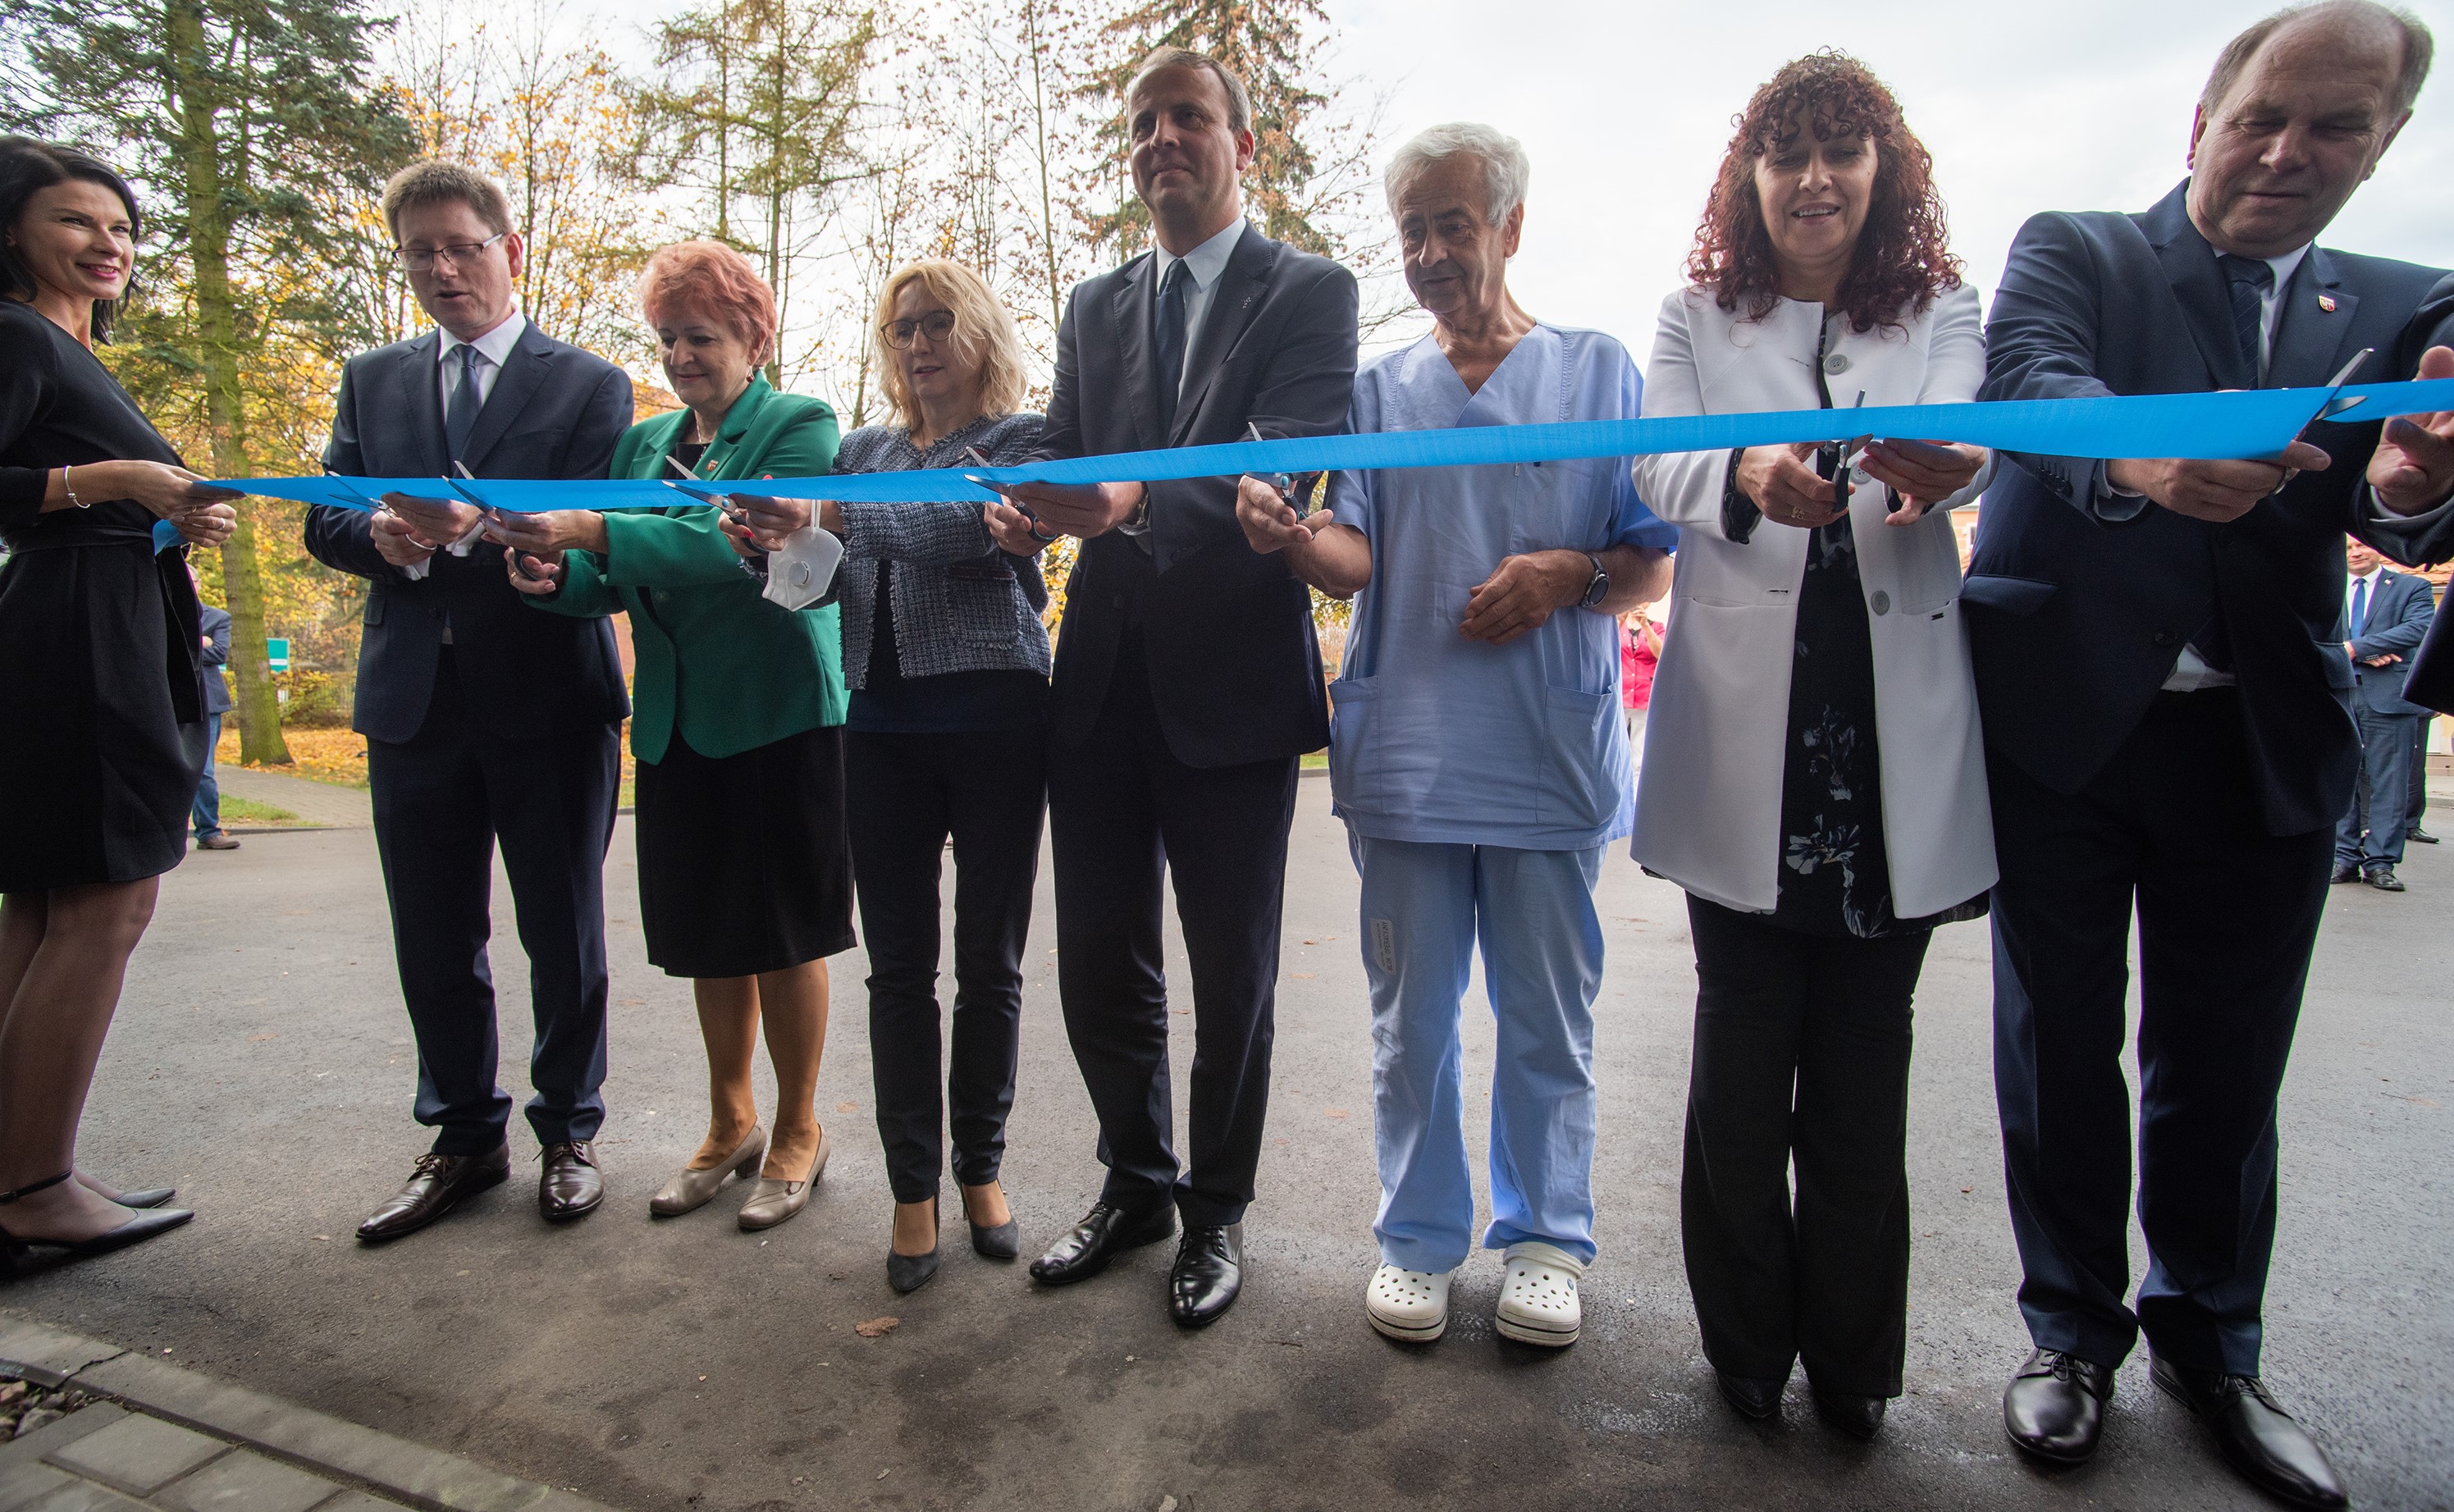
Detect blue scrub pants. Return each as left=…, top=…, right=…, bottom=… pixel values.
left=1350, top=831, right=1606, bottom=1272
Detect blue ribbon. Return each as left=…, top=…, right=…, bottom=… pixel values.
left=214, top=377, right=2454, bottom=512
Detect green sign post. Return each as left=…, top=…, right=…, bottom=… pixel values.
left=267, top=637, right=290, bottom=673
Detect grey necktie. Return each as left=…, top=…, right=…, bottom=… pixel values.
left=445, top=343, right=484, bottom=464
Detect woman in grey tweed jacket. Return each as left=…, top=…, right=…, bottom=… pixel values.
left=730, top=259, right=1053, bottom=1293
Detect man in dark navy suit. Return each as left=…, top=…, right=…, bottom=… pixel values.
left=304, top=161, right=632, bottom=1242
left=1967, top=4, right=2454, bottom=1503
left=2332, top=536, right=2435, bottom=887
left=983, top=47, right=1356, bottom=1327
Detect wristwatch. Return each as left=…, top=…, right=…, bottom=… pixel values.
left=1577, top=551, right=1609, bottom=610
left=1115, top=484, right=1153, bottom=537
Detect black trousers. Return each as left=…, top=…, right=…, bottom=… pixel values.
left=1990, top=690, right=2330, bottom=1376
left=847, top=726, right=1045, bottom=1204
left=1681, top=895, right=1930, bottom=1397
left=365, top=648, right=619, bottom=1156
left=1047, top=660, right=1297, bottom=1228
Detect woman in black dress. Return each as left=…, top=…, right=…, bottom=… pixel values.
left=0, top=138, right=240, bottom=1273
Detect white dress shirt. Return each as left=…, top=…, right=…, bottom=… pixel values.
left=2159, top=243, right=2314, bottom=693
left=1149, top=217, right=1246, bottom=398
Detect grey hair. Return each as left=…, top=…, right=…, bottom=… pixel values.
left=1382, top=122, right=1531, bottom=224
left=2203, top=0, right=2433, bottom=117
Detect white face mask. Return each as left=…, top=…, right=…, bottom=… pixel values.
left=761, top=519, right=844, bottom=612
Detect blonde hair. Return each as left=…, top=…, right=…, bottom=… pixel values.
left=871, top=260, right=1029, bottom=428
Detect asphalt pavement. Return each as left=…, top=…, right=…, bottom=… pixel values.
left=11, top=776, right=2452, bottom=1511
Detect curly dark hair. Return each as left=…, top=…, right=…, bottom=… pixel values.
left=1684, top=51, right=1960, bottom=334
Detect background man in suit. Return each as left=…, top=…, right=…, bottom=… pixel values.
left=1967, top=4, right=2454, bottom=1505
left=185, top=603, right=235, bottom=852
left=983, top=47, right=1358, bottom=1327
left=2333, top=537, right=2435, bottom=888
left=304, top=160, right=633, bottom=1243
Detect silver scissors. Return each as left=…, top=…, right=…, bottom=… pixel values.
left=1246, top=422, right=1303, bottom=518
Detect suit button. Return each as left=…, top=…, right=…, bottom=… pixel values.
left=1871, top=590, right=1891, bottom=615
left=1824, top=353, right=1852, bottom=375
left=2153, top=629, right=2177, bottom=646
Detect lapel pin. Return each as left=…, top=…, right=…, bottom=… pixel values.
left=2319, top=294, right=2338, bottom=313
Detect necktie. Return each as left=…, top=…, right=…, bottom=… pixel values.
left=445, top=342, right=484, bottom=464
left=2351, top=578, right=2371, bottom=638
left=1153, top=257, right=1191, bottom=436
left=2216, top=254, right=2275, bottom=381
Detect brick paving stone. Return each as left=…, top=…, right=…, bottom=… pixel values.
left=309, top=1496, right=400, bottom=1511
left=0, top=1462, right=75, bottom=1512
left=42, top=1417, right=223, bottom=1497
left=21, top=1481, right=147, bottom=1510
left=155, top=1450, right=340, bottom=1512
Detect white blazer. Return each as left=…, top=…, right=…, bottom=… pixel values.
left=1629, top=282, right=1997, bottom=920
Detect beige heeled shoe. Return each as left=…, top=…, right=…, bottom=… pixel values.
left=738, top=1126, right=829, bottom=1232
left=649, top=1124, right=766, bottom=1217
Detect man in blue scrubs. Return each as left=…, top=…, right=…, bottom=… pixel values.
left=1237, top=122, right=1673, bottom=1348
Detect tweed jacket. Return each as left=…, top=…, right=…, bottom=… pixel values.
left=834, top=413, right=1052, bottom=686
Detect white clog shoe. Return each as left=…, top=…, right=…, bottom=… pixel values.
left=1364, top=1263, right=1452, bottom=1343
left=1494, top=1241, right=1584, bottom=1347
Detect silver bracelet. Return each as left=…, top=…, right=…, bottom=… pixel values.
left=62, top=465, right=86, bottom=509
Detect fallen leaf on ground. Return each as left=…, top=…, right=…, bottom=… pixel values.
left=835, top=1101, right=857, bottom=1112
left=855, top=1316, right=900, bottom=1337
left=1325, top=1108, right=1350, bottom=1118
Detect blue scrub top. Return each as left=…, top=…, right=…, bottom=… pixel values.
left=1327, top=324, right=1676, bottom=851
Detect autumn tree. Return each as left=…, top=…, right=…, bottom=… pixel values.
left=4, top=0, right=418, bottom=763
left=635, top=0, right=882, bottom=387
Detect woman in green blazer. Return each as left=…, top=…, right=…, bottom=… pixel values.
left=493, top=240, right=848, bottom=1234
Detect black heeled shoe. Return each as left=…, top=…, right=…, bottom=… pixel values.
left=962, top=1185, right=1020, bottom=1260
left=0, top=1172, right=194, bottom=1277
left=886, top=1199, right=941, bottom=1295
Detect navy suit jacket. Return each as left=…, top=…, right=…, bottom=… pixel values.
left=304, top=321, right=633, bottom=744
left=198, top=604, right=232, bottom=715
left=1035, top=225, right=1357, bottom=766
left=1969, top=180, right=2454, bottom=834
left=2344, top=568, right=2435, bottom=717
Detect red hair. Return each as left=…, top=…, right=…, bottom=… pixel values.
left=1685, top=51, right=1961, bottom=334
left=637, top=240, right=778, bottom=360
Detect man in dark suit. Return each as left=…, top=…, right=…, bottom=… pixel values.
left=1967, top=5, right=2454, bottom=1504
left=304, top=160, right=632, bottom=1242
left=185, top=603, right=237, bottom=852
left=2333, top=537, right=2435, bottom=887
left=983, top=47, right=1357, bottom=1327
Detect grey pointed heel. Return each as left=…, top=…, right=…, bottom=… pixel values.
left=649, top=1124, right=767, bottom=1217
left=738, top=1126, right=829, bottom=1232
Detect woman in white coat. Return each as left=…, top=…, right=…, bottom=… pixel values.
left=1629, top=52, right=1994, bottom=1441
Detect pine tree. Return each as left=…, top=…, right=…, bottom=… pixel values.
left=4, top=0, right=416, bottom=764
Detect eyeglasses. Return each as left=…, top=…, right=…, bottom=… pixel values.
left=394, top=231, right=509, bottom=272
left=880, top=310, right=957, bottom=348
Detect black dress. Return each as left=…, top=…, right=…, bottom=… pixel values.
left=0, top=299, right=205, bottom=890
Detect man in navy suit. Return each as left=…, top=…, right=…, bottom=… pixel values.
left=982, top=48, right=1356, bottom=1327
left=1967, top=3, right=2454, bottom=1503
left=2333, top=537, right=2435, bottom=887
left=304, top=161, right=632, bottom=1243
left=184, top=603, right=237, bottom=852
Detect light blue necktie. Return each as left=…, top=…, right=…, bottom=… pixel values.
left=2350, top=578, right=2370, bottom=638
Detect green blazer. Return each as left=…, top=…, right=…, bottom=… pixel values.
left=532, top=376, right=846, bottom=763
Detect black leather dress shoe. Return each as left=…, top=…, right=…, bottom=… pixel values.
left=1715, top=1371, right=1785, bottom=1421
left=2365, top=866, right=2406, bottom=892
left=538, top=1141, right=602, bottom=1221
left=1029, top=1202, right=1177, bottom=1286
left=2408, top=826, right=2438, bottom=844
left=1169, top=1223, right=1242, bottom=1327
left=2151, top=1355, right=2348, bottom=1510
left=2329, top=864, right=2361, bottom=884
left=2003, top=1347, right=2116, bottom=1464
left=1813, top=1390, right=1888, bottom=1441
left=356, top=1144, right=510, bottom=1243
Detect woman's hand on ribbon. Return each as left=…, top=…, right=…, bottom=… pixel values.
left=1736, top=443, right=1844, bottom=529
left=2370, top=345, right=2454, bottom=515
left=1862, top=438, right=1987, bottom=524
left=174, top=500, right=238, bottom=547
left=484, top=508, right=608, bottom=559
left=720, top=493, right=817, bottom=552
left=502, top=545, right=564, bottom=595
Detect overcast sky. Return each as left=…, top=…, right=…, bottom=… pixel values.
left=1329, top=0, right=2454, bottom=349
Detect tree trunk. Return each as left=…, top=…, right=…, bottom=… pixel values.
left=168, top=0, right=290, bottom=764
